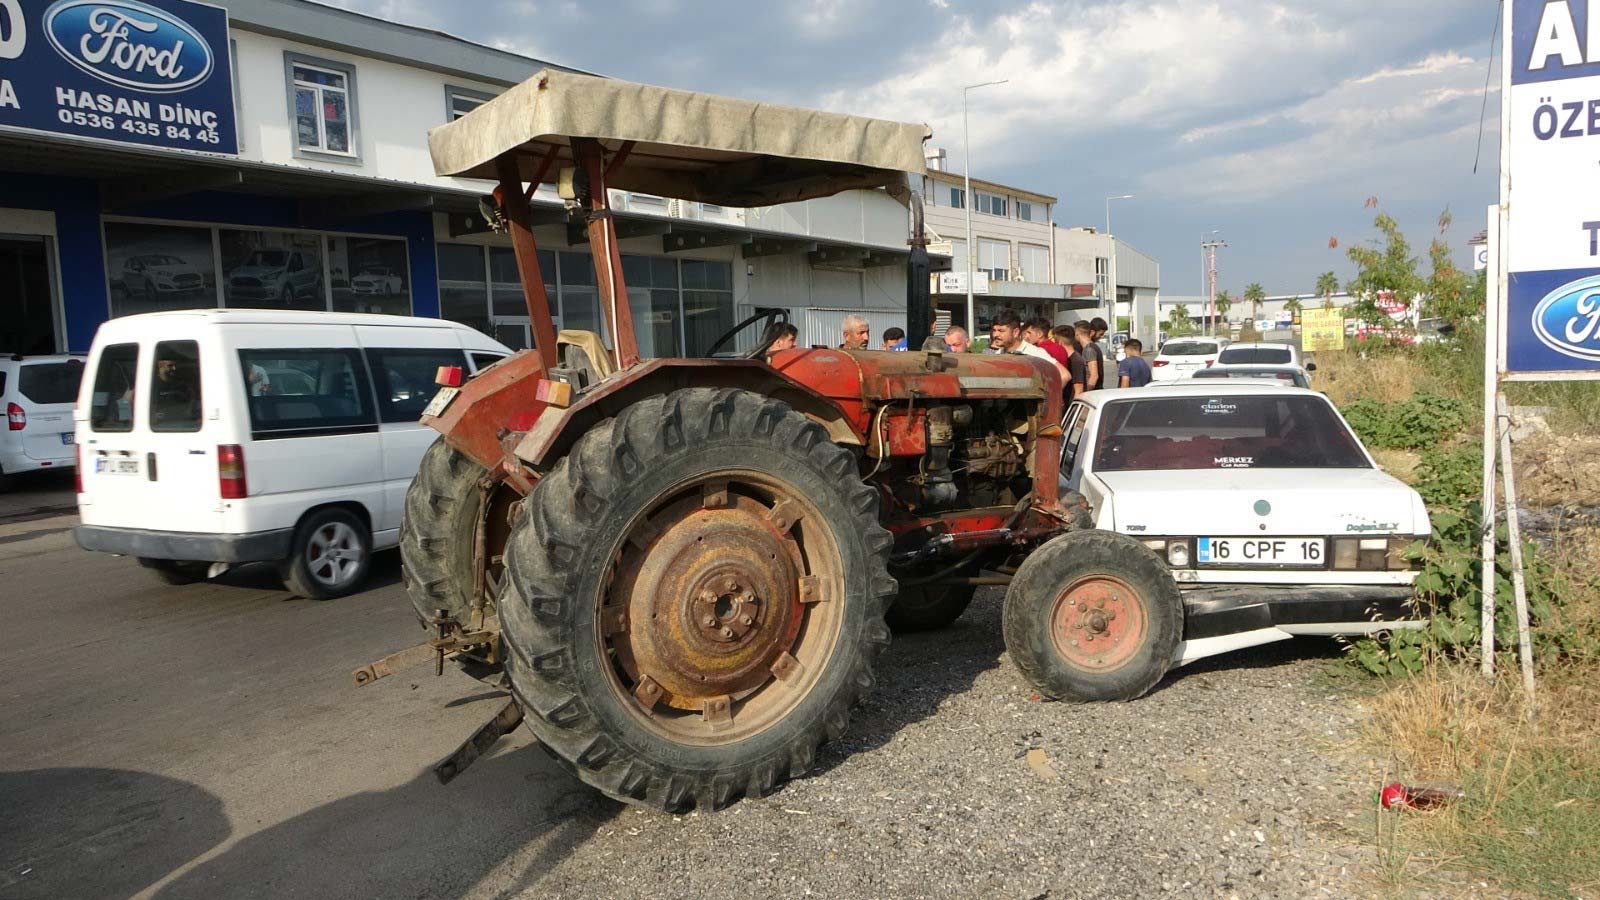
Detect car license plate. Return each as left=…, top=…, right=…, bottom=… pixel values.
left=60, top=432, right=75, bottom=445
left=1196, top=536, right=1324, bottom=566
left=422, top=386, right=459, bottom=419
left=94, top=457, right=140, bottom=476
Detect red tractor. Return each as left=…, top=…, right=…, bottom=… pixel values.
left=363, top=69, right=1182, bottom=811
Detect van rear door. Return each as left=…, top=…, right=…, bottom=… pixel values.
left=78, top=336, right=223, bottom=535
left=355, top=325, right=471, bottom=544
left=15, top=358, right=84, bottom=465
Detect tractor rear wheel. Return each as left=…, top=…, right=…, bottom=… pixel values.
left=498, top=388, right=895, bottom=811
left=400, top=439, right=516, bottom=628
left=1002, top=530, right=1182, bottom=702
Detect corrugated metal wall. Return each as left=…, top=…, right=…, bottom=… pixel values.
left=801, top=307, right=907, bottom=349
left=1115, top=239, right=1160, bottom=290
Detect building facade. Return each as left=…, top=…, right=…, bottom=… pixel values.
left=0, top=0, right=925, bottom=356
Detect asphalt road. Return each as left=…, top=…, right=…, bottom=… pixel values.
left=0, top=501, right=1380, bottom=899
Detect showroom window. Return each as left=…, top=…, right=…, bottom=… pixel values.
left=287, top=54, right=358, bottom=160
left=682, top=259, right=734, bottom=357
left=329, top=236, right=410, bottom=315
left=438, top=242, right=558, bottom=348
left=221, top=229, right=325, bottom=312
left=978, top=239, right=1010, bottom=282
left=104, top=222, right=217, bottom=317
left=623, top=255, right=681, bottom=358
left=445, top=86, right=493, bottom=121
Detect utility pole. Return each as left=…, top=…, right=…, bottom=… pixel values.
left=1201, top=233, right=1226, bottom=336
left=962, top=79, right=1007, bottom=334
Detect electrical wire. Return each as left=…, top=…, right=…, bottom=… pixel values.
left=1473, top=1, right=1503, bottom=175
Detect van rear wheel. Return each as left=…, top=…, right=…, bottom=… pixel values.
left=281, top=508, right=371, bottom=600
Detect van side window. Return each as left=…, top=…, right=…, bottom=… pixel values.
left=90, top=343, right=140, bottom=433
left=150, top=341, right=203, bottom=433
left=470, top=352, right=506, bottom=372
left=367, top=348, right=469, bottom=423
left=238, top=349, right=377, bottom=440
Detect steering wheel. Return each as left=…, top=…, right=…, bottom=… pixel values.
left=704, top=307, right=790, bottom=359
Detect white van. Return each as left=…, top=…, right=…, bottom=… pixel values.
left=73, top=310, right=510, bottom=599
left=1, top=354, right=86, bottom=487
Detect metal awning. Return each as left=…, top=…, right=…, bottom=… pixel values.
left=427, top=68, right=930, bottom=207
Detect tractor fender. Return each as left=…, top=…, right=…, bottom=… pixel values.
left=514, top=357, right=863, bottom=469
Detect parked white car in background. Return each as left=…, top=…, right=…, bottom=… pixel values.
left=1, top=354, right=85, bottom=489
left=73, top=310, right=510, bottom=599
left=350, top=266, right=404, bottom=296
left=1216, top=341, right=1309, bottom=371
left=1150, top=337, right=1228, bottom=382
left=1058, top=382, right=1430, bottom=665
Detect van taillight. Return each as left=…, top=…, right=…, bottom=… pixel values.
left=218, top=444, right=247, bottom=499
left=5, top=402, right=23, bottom=430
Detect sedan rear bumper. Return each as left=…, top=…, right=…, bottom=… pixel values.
left=1174, top=585, right=1427, bottom=665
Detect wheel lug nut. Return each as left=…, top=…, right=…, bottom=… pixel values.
left=721, top=627, right=734, bottom=639
left=1077, top=603, right=1087, bottom=612
left=740, top=615, right=753, bottom=626
left=702, top=615, right=716, bottom=627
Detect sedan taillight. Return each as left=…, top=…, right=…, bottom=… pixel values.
left=6, top=402, right=23, bottom=430
left=1152, top=360, right=1169, bottom=367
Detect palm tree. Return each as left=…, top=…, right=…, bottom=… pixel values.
left=1244, top=282, right=1266, bottom=321
left=1214, top=289, right=1232, bottom=325
left=1315, top=271, right=1339, bottom=308
left=1284, top=296, right=1304, bottom=317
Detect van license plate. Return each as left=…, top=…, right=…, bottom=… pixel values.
left=60, top=432, right=75, bottom=445
left=1196, top=537, right=1323, bottom=566
left=95, top=457, right=140, bottom=476
left=422, top=387, right=459, bottom=419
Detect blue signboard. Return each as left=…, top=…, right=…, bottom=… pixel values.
left=0, top=0, right=237, bottom=154
left=1503, top=0, right=1600, bottom=374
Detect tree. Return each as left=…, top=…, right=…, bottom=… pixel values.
left=1344, top=208, right=1484, bottom=332
left=1244, top=282, right=1266, bottom=320
left=1214, top=289, right=1232, bottom=324
left=1315, top=271, right=1339, bottom=307
left=1284, top=296, right=1304, bottom=317
left=1166, top=304, right=1194, bottom=335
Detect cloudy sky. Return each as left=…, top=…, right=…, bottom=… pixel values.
left=329, top=0, right=1500, bottom=296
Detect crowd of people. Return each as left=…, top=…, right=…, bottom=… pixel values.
left=764, top=310, right=1151, bottom=397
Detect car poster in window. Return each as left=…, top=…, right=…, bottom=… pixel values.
left=1502, top=0, right=1600, bottom=375
left=0, top=0, right=238, bottom=154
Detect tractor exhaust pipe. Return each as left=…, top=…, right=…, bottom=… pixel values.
left=905, top=190, right=933, bottom=349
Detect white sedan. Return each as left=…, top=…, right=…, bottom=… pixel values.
left=1149, top=337, right=1227, bottom=382
left=1058, top=382, right=1430, bottom=666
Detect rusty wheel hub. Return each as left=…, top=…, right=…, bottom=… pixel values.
left=1049, top=575, right=1148, bottom=672
left=603, top=475, right=840, bottom=744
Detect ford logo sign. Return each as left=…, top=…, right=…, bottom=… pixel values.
left=1531, top=273, right=1600, bottom=362
left=44, top=0, right=215, bottom=94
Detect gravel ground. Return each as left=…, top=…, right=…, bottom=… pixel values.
left=460, top=588, right=1384, bottom=899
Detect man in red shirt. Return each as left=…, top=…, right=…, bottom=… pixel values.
left=1025, top=317, right=1071, bottom=368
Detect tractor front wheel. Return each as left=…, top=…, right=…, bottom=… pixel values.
left=1002, top=530, right=1182, bottom=701
left=498, top=388, right=895, bottom=811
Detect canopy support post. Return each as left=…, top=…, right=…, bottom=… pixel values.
left=494, top=153, right=560, bottom=374
left=574, top=138, right=641, bottom=369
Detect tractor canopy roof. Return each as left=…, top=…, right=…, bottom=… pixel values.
left=428, top=68, right=930, bottom=208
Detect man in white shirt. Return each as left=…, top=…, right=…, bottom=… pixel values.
left=989, top=308, right=1069, bottom=382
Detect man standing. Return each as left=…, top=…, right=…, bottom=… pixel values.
left=1089, top=317, right=1113, bottom=389
left=943, top=325, right=971, bottom=354
left=990, top=308, right=1068, bottom=382
left=1117, top=338, right=1153, bottom=388
left=1074, top=321, right=1103, bottom=391
left=1024, top=317, right=1071, bottom=369
left=882, top=326, right=907, bottom=351
left=840, top=314, right=870, bottom=350
left=1053, top=324, right=1087, bottom=397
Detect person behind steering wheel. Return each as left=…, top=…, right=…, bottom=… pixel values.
left=763, top=322, right=799, bottom=360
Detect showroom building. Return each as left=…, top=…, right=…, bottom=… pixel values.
left=0, top=0, right=928, bottom=356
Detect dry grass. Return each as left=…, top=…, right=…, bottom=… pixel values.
left=1370, top=447, right=1421, bottom=483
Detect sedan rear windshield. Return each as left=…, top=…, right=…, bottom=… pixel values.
left=1218, top=346, right=1292, bottom=364
left=19, top=360, right=85, bottom=405
left=1159, top=341, right=1217, bottom=357
left=1094, top=395, right=1369, bottom=471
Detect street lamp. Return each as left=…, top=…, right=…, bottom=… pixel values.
left=962, top=79, right=1007, bottom=337
left=1104, top=194, right=1133, bottom=235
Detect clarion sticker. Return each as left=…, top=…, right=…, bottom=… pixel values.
left=1531, top=272, right=1600, bottom=362
left=44, top=0, right=216, bottom=94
